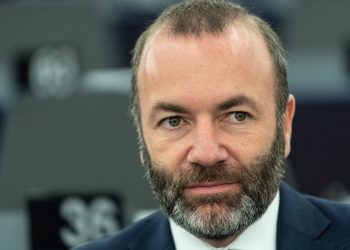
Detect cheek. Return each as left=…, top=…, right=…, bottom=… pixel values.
left=228, top=127, right=276, bottom=166
left=143, top=131, right=189, bottom=170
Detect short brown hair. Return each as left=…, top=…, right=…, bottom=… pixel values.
left=130, top=0, right=289, bottom=141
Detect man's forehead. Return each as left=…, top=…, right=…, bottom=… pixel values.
left=137, top=23, right=273, bottom=87
left=142, top=22, right=264, bottom=58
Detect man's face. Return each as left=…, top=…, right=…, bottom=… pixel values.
left=136, top=25, right=295, bottom=242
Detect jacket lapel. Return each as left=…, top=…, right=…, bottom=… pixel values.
left=127, top=211, right=176, bottom=250
left=277, top=183, right=343, bottom=250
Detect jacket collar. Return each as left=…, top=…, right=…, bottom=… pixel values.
left=277, top=183, right=343, bottom=250
left=127, top=211, right=175, bottom=250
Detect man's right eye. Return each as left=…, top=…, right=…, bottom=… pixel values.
left=161, top=116, right=182, bottom=128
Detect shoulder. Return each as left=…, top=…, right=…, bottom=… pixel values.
left=305, top=194, right=350, bottom=229
left=281, top=182, right=350, bottom=222
left=279, top=183, right=350, bottom=245
left=72, top=211, right=168, bottom=250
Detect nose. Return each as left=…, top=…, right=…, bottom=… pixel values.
left=187, top=121, right=228, bottom=167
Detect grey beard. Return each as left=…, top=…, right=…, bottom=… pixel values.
left=141, top=120, right=285, bottom=240
left=171, top=192, right=258, bottom=240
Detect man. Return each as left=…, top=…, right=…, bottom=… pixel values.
left=75, top=0, right=350, bottom=249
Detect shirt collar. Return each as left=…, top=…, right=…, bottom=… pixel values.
left=170, top=191, right=280, bottom=250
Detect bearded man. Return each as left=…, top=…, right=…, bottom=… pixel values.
left=74, top=0, right=350, bottom=249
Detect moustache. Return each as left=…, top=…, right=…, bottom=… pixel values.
left=170, top=162, right=244, bottom=187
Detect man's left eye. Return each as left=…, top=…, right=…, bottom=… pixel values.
left=228, top=111, right=248, bottom=123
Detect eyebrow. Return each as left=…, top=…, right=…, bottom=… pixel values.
left=149, top=102, right=191, bottom=121
left=216, top=95, right=260, bottom=112
left=149, top=95, right=260, bottom=122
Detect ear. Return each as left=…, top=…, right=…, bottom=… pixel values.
left=283, top=95, right=296, bottom=158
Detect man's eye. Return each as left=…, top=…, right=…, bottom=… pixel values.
left=163, top=116, right=182, bottom=128
left=228, top=111, right=248, bottom=123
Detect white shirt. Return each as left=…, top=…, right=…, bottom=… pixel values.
left=170, top=191, right=280, bottom=250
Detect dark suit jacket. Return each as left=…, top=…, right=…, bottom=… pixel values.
left=74, top=183, right=350, bottom=250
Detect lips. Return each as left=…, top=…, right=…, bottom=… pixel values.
left=184, top=182, right=239, bottom=195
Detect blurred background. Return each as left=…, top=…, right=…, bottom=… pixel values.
left=0, top=0, right=349, bottom=249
